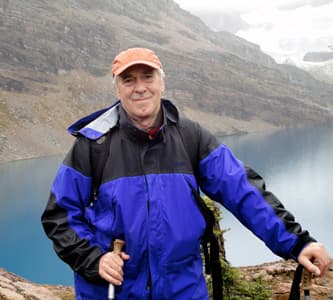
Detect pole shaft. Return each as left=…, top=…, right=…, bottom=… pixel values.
left=108, top=239, right=125, bottom=300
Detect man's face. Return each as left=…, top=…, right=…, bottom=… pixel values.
left=116, top=64, right=165, bottom=127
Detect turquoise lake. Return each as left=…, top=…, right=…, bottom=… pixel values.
left=0, top=121, right=332, bottom=285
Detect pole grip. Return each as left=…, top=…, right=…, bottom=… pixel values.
left=108, top=239, right=125, bottom=300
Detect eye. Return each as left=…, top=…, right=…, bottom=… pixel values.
left=143, top=73, right=154, bottom=82
left=121, top=77, right=134, bottom=85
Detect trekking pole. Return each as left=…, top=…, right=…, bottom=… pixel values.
left=302, top=268, right=312, bottom=300
left=108, top=239, right=125, bottom=300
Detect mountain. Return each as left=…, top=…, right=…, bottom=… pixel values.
left=304, top=51, right=333, bottom=62
left=1, top=0, right=333, bottom=163
left=298, top=51, right=333, bottom=85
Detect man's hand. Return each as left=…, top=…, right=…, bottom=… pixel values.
left=99, top=251, right=130, bottom=285
left=297, top=242, right=331, bottom=277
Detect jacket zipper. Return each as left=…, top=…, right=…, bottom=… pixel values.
left=145, top=175, right=152, bottom=295
left=139, top=143, right=152, bottom=297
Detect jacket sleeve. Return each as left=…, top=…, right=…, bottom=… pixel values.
left=196, top=126, right=316, bottom=260
left=41, top=136, right=105, bottom=283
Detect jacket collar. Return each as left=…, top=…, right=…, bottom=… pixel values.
left=68, top=99, right=179, bottom=141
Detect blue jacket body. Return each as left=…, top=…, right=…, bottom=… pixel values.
left=42, top=99, right=314, bottom=299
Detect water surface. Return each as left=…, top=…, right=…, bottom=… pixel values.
left=220, top=122, right=333, bottom=266
left=0, top=122, right=332, bottom=285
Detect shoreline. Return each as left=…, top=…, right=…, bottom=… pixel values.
left=2, top=119, right=332, bottom=166
left=1, top=259, right=332, bottom=299
left=0, top=152, right=66, bottom=166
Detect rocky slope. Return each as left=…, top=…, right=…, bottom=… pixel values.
left=299, top=51, right=333, bottom=85
left=1, top=0, right=333, bottom=163
left=239, top=260, right=333, bottom=300
left=1, top=260, right=332, bottom=299
left=301, top=60, right=333, bottom=85
left=304, top=52, right=333, bottom=62
left=0, top=268, right=73, bottom=300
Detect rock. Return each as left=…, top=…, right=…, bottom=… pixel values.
left=1, top=260, right=332, bottom=299
left=303, top=52, right=333, bottom=63
left=0, top=268, right=74, bottom=300
left=239, top=259, right=333, bottom=300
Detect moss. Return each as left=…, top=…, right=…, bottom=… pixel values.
left=202, top=195, right=272, bottom=300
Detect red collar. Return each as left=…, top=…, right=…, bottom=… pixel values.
left=148, top=125, right=161, bottom=140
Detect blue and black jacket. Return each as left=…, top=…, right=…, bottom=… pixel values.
left=41, top=99, right=315, bottom=299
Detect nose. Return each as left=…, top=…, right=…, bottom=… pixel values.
left=134, top=79, right=146, bottom=93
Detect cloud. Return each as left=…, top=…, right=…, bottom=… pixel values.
left=278, top=0, right=333, bottom=10
left=195, top=11, right=249, bottom=33
left=175, top=0, right=313, bottom=13
left=174, top=0, right=333, bottom=63
left=237, top=3, right=333, bottom=62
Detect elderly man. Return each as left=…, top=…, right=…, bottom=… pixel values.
left=42, top=47, right=330, bottom=300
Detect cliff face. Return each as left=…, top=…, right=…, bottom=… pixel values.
left=304, top=52, right=333, bottom=62
left=1, top=0, right=333, bottom=163
left=1, top=260, right=332, bottom=300
left=300, top=52, right=333, bottom=85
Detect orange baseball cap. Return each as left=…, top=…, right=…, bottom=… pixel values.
left=112, top=48, right=163, bottom=77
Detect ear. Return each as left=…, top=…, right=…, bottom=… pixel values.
left=160, top=77, right=165, bottom=94
left=113, top=78, right=120, bottom=98
left=115, top=86, right=120, bottom=98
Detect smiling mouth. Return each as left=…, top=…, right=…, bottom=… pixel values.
left=133, top=97, right=150, bottom=101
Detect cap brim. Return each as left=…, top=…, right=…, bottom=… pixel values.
left=113, top=60, right=161, bottom=76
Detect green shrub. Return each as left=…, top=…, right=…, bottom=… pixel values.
left=202, top=195, right=272, bottom=300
